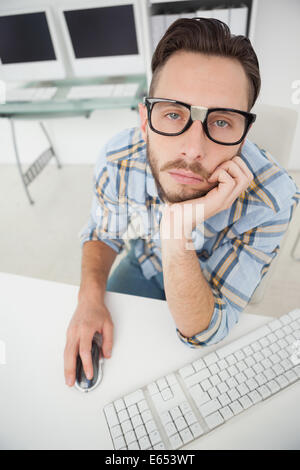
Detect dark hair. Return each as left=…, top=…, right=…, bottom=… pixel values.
left=150, top=18, right=261, bottom=111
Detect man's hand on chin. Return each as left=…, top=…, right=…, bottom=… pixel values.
left=160, top=156, right=254, bottom=243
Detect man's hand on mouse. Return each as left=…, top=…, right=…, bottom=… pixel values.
left=160, top=156, right=254, bottom=243
left=64, top=296, right=113, bottom=387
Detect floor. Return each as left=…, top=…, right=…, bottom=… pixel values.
left=1, top=163, right=299, bottom=319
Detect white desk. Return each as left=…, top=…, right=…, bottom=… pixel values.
left=0, top=272, right=299, bottom=450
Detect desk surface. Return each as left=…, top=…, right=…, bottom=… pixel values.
left=0, top=75, right=146, bottom=119
left=0, top=272, right=299, bottom=450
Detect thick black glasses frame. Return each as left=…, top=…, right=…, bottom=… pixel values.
left=143, top=97, right=257, bottom=146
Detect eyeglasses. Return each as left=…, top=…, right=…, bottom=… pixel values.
left=143, top=97, right=256, bottom=146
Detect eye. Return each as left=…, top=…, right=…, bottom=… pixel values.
left=166, top=112, right=181, bottom=120
left=215, top=119, right=229, bottom=128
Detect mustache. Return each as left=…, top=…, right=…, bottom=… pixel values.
left=161, top=158, right=211, bottom=181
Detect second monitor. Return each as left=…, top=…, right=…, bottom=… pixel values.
left=59, top=0, right=145, bottom=78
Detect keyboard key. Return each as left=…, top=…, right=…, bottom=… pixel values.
left=147, top=382, right=159, bottom=395
left=193, top=358, right=206, bottom=371
left=104, top=404, right=119, bottom=427
left=170, top=406, right=182, bottom=420
left=169, top=433, right=183, bottom=450
left=141, top=410, right=152, bottom=423
left=229, top=400, right=243, bottom=415
left=157, top=377, right=168, bottom=391
left=184, top=411, right=198, bottom=425
left=180, top=401, right=192, bottom=414
left=149, top=430, right=162, bottom=446
left=248, top=390, right=262, bottom=404
left=114, top=435, right=126, bottom=450
left=125, top=430, right=136, bottom=445
left=128, top=404, right=139, bottom=418
left=121, top=419, right=133, bottom=433
left=257, top=385, right=272, bottom=399
left=238, top=395, right=252, bottom=410
left=275, top=374, right=289, bottom=389
left=135, top=424, right=147, bottom=439
left=128, top=441, right=139, bottom=450
left=161, top=388, right=173, bottom=401
left=124, top=390, right=144, bottom=407
left=220, top=406, right=234, bottom=421
left=180, top=427, right=194, bottom=444
left=118, top=409, right=129, bottom=423
left=184, top=368, right=211, bottom=388
left=160, top=411, right=172, bottom=425
left=218, top=393, right=231, bottom=407
left=111, top=424, right=122, bottom=439
left=164, top=421, right=177, bottom=437
left=179, top=364, right=195, bottom=378
left=131, top=414, right=143, bottom=427
left=154, top=442, right=166, bottom=450
left=145, top=419, right=157, bottom=433
left=114, top=399, right=126, bottom=413
left=204, top=352, right=218, bottom=367
left=175, top=416, right=187, bottom=432
left=138, top=400, right=149, bottom=413
left=205, top=411, right=224, bottom=430
left=139, top=435, right=151, bottom=450
left=199, top=398, right=221, bottom=417
left=190, top=422, right=204, bottom=438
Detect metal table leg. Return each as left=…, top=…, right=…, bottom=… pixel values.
left=10, top=118, right=62, bottom=205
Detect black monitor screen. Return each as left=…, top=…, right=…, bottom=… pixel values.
left=0, top=12, right=56, bottom=64
left=64, top=5, right=139, bottom=58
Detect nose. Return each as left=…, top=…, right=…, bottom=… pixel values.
left=180, top=119, right=207, bottom=160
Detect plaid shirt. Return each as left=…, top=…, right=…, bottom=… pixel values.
left=80, top=126, right=300, bottom=347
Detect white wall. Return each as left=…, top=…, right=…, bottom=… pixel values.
left=0, top=0, right=300, bottom=168
left=252, top=0, right=300, bottom=169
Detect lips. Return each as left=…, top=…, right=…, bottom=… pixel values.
left=168, top=170, right=204, bottom=182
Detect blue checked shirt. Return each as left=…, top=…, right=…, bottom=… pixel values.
left=80, top=126, right=300, bottom=348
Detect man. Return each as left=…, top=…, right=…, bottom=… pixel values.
left=64, top=18, right=299, bottom=386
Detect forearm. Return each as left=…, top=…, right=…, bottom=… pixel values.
left=78, top=240, right=118, bottom=303
left=161, top=236, right=215, bottom=338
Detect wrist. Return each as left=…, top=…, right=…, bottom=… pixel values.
left=78, top=280, right=106, bottom=306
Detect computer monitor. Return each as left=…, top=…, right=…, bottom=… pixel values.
left=59, top=0, right=145, bottom=77
left=0, top=7, right=65, bottom=82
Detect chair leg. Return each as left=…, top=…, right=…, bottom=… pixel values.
left=291, top=231, right=300, bottom=261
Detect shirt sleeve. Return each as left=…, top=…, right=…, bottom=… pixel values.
left=176, top=194, right=300, bottom=348
left=79, top=144, right=129, bottom=254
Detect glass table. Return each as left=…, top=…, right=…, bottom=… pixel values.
left=0, top=74, right=147, bottom=204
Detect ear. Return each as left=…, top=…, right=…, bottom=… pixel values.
left=138, top=102, right=148, bottom=142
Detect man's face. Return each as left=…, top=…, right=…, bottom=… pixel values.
left=139, top=51, right=250, bottom=203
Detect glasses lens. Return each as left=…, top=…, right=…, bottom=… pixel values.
left=151, top=101, right=190, bottom=134
left=207, top=110, right=246, bottom=144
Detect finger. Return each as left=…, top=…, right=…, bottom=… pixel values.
left=79, top=334, right=94, bottom=380
left=232, top=156, right=254, bottom=181
left=208, top=167, right=235, bottom=187
left=102, top=320, right=114, bottom=359
left=64, top=339, right=79, bottom=387
left=216, top=160, right=245, bottom=183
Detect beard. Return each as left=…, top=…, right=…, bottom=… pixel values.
left=146, top=135, right=243, bottom=204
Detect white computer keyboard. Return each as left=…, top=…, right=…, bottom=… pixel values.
left=6, top=87, right=57, bottom=102
left=104, top=309, right=300, bottom=450
left=66, top=83, right=139, bottom=100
